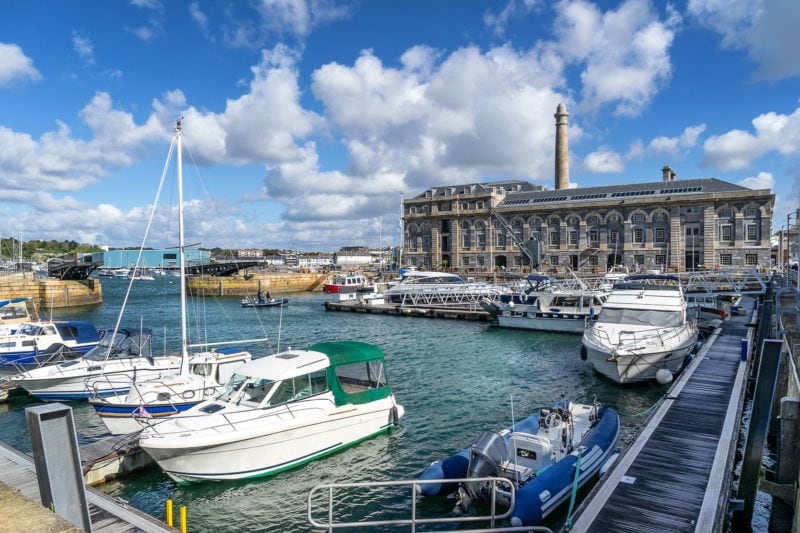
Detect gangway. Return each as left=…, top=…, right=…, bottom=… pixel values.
left=682, top=268, right=767, bottom=297
left=308, top=477, right=553, bottom=532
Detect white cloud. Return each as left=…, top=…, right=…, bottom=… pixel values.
left=688, top=0, right=800, bottom=80
left=702, top=107, right=800, bottom=171
left=254, top=0, right=350, bottom=39
left=551, top=0, right=680, bottom=116
left=0, top=43, right=41, bottom=86
left=738, top=171, right=774, bottom=190
left=483, top=0, right=538, bottom=38
left=582, top=147, right=624, bottom=173
left=646, top=124, right=706, bottom=156
left=72, top=31, right=95, bottom=65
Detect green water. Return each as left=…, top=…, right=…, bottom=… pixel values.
left=0, top=277, right=667, bottom=531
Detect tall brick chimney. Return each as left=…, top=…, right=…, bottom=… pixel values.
left=555, top=103, right=569, bottom=190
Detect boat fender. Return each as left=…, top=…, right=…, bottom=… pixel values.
left=561, top=427, right=568, bottom=448
left=682, top=353, right=693, bottom=370
left=580, top=345, right=588, bottom=361
left=389, top=405, right=399, bottom=426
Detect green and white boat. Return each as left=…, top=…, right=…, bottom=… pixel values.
left=139, top=341, right=404, bottom=483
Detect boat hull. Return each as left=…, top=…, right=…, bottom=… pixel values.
left=91, top=399, right=198, bottom=434
left=140, top=396, right=402, bottom=483
left=497, top=311, right=589, bottom=334
left=12, top=357, right=182, bottom=401
left=419, top=406, right=620, bottom=527
left=510, top=407, right=619, bottom=526
left=582, top=334, right=696, bottom=384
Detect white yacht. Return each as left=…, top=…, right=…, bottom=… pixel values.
left=384, top=270, right=511, bottom=306
left=482, top=274, right=607, bottom=334
left=581, top=274, right=698, bottom=384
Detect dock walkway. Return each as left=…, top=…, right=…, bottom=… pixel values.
left=0, top=439, right=176, bottom=532
left=568, top=298, right=754, bottom=532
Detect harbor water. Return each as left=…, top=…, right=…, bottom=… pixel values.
left=0, top=277, right=667, bottom=531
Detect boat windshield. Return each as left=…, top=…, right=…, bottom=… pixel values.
left=219, top=369, right=328, bottom=406
left=597, top=307, right=684, bottom=328
left=84, top=330, right=152, bottom=361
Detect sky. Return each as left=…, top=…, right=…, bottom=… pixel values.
left=1, top=0, right=799, bottom=253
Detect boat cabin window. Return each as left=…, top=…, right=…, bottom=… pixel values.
left=18, top=324, right=42, bottom=336
left=265, top=370, right=328, bottom=406
left=598, top=307, right=683, bottom=328
left=335, top=360, right=387, bottom=394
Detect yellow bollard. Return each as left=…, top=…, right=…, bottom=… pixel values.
left=180, top=505, right=187, bottom=533
left=166, top=499, right=173, bottom=527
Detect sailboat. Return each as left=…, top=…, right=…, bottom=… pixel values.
left=88, top=120, right=254, bottom=434
left=12, top=121, right=254, bottom=413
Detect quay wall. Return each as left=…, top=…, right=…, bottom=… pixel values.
left=0, top=273, right=102, bottom=310
left=187, top=272, right=329, bottom=296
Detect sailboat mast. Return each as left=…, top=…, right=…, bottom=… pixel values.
left=176, top=120, right=190, bottom=368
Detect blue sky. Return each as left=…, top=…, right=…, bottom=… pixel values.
left=1, top=0, right=799, bottom=252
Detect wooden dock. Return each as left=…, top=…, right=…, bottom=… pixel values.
left=568, top=298, right=754, bottom=532
left=0, top=438, right=176, bottom=532
left=324, top=300, right=493, bottom=321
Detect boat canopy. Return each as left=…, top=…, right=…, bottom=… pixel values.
left=312, top=341, right=392, bottom=406
left=84, top=327, right=153, bottom=361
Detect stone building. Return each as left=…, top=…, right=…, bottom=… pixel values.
left=402, top=104, right=775, bottom=274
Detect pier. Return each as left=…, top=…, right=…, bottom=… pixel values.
left=566, top=297, right=755, bottom=532
left=0, top=439, right=175, bottom=532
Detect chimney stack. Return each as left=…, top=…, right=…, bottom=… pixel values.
left=662, top=165, right=676, bottom=182
left=555, top=103, right=569, bottom=190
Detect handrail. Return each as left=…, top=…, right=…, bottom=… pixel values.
left=307, top=477, right=555, bottom=532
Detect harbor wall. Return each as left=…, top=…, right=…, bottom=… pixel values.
left=0, top=273, right=102, bottom=310
left=187, top=272, right=329, bottom=296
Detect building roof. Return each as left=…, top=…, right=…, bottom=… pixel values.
left=496, top=178, right=763, bottom=208
left=413, top=180, right=542, bottom=199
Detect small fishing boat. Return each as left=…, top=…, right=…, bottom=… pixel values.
left=139, top=341, right=404, bottom=483
left=418, top=401, right=619, bottom=527
left=0, top=319, right=100, bottom=369
left=323, top=273, right=370, bottom=294
left=241, top=296, right=289, bottom=308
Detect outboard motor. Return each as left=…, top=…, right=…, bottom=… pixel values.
left=456, top=431, right=507, bottom=513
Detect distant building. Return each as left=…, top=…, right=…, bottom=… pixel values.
left=101, top=249, right=210, bottom=269
left=403, top=104, right=774, bottom=273
left=334, top=247, right=373, bottom=269
left=237, top=249, right=263, bottom=258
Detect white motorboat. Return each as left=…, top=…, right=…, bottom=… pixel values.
left=11, top=327, right=182, bottom=400
left=139, top=341, right=404, bottom=483
left=0, top=319, right=100, bottom=370
left=482, top=274, right=607, bottom=334
left=384, top=270, right=511, bottom=306
left=0, top=297, right=34, bottom=335
left=581, top=274, right=698, bottom=384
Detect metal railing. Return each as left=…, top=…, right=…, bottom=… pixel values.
left=308, top=477, right=554, bottom=532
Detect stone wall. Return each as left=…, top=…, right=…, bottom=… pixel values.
left=186, top=272, right=330, bottom=296
left=0, top=273, right=102, bottom=310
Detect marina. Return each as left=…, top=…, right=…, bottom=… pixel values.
left=0, top=271, right=789, bottom=532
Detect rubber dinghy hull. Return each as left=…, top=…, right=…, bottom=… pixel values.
left=419, top=406, right=620, bottom=527
left=510, top=407, right=619, bottom=526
